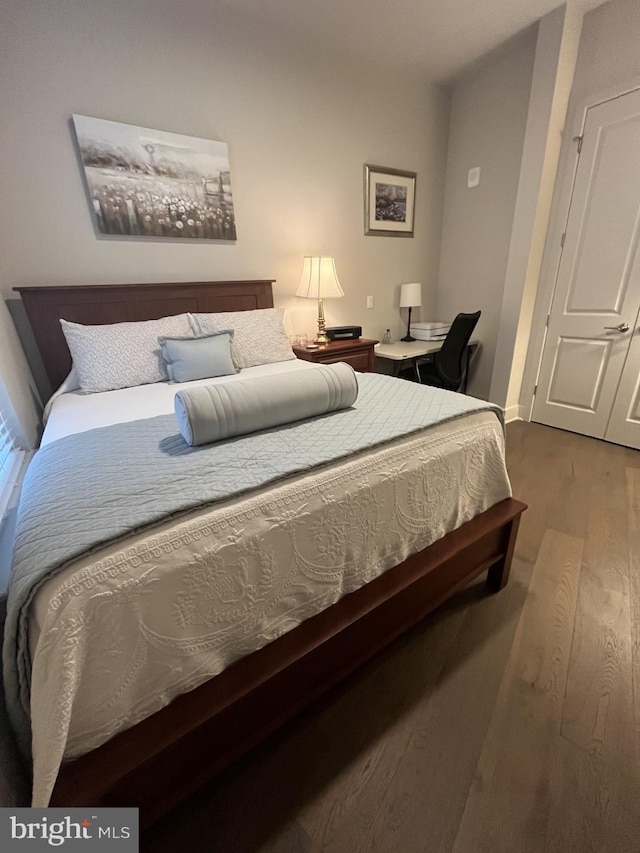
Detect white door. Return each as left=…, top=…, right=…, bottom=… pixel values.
left=532, top=88, right=640, bottom=448
left=605, top=310, right=640, bottom=447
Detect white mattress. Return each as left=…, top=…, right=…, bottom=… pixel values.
left=40, top=358, right=319, bottom=445
left=29, top=361, right=512, bottom=806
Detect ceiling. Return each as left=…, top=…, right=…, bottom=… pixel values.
left=218, top=0, right=606, bottom=84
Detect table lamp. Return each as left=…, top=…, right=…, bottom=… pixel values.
left=399, top=282, right=422, bottom=342
left=296, top=257, right=345, bottom=343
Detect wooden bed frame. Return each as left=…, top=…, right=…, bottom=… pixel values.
left=14, top=280, right=526, bottom=828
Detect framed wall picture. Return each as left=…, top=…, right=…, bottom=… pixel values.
left=364, top=164, right=416, bottom=237
left=72, top=115, right=236, bottom=240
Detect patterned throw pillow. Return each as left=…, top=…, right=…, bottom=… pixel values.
left=189, top=308, right=295, bottom=369
left=60, top=314, right=193, bottom=393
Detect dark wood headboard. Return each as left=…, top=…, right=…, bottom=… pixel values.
left=14, top=280, right=275, bottom=392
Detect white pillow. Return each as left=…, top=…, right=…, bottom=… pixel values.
left=190, top=308, right=295, bottom=369
left=60, top=314, right=193, bottom=393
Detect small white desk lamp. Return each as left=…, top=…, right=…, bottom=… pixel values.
left=399, top=282, right=422, bottom=342
left=296, top=257, right=345, bottom=343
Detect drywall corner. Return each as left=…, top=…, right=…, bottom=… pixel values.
left=489, top=2, right=583, bottom=410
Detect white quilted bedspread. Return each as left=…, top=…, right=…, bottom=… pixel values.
left=26, top=402, right=510, bottom=806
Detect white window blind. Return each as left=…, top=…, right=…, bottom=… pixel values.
left=0, top=384, right=24, bottom=519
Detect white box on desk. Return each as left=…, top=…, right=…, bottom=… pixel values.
left=410, top=321, right=451, bottom=341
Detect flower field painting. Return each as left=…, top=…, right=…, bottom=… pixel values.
left=72, top=115, right=237, bottom=240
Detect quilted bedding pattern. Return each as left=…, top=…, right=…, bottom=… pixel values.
left=4, top=374, right=506, bottom=805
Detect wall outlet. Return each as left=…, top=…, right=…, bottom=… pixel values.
left=366, top=295, right=374, bottom=309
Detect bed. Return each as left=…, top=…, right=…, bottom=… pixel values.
left=8, top=279, right=525, bottom=826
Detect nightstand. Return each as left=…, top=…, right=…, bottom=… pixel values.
left=293, top=338, right=378, bottom=372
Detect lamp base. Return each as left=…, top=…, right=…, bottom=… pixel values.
left=316, top=297, right=329, bottom=344
left=401, top=305, right=415, bottom=342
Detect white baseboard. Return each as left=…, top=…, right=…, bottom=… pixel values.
left=503, top=404, right=525, bottom=423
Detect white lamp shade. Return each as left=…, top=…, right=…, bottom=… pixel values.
left=399, top=282, right=422, bottom=308
left=296, top=257, right=345, bottom=299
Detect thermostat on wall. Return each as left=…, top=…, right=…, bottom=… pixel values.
left=467, top=167, right=481, bottom=188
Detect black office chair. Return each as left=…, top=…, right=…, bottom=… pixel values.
left=414, top=310, right=480, bottom=392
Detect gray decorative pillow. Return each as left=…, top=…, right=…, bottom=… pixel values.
left=189, top=308, right=295, bottom=369
left=61, top=314, right=193, bottom=393
left=159, top=331, right=238, bottom=383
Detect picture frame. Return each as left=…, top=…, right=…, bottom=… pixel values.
left=72, top=115, right=236, bottom=241
left=364, top=164, right=416, bottom=237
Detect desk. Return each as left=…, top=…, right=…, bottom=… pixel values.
left=374, top=338, right=479, bottom=388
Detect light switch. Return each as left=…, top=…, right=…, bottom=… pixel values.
left=467, top=167, right=481, bottom=188
left=366, top=295, right=374, bottom=309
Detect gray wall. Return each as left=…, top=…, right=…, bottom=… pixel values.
left=571, top=0, right=640, bottom=101
left=435, top=28, right=537, bottom=400
left=0, top=0, right=451, bottom=439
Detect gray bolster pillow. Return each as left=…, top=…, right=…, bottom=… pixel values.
left=174, top=361, right=358, bottom=446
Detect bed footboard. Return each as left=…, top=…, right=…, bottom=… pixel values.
left=50, top=496, right=526, bottom=826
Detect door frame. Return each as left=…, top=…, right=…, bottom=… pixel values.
left=520, top=77, right=640, bottom=423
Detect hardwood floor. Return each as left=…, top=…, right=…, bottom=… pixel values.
left=144, top=422, right=640, bottom=853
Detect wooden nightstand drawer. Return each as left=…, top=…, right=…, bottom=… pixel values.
left=318, top=350, right=372, bottom=372
left=293, top=339, right=378, bottom=372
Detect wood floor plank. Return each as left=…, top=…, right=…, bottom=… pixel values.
left=560, top=443, right=635, bottom=773
left=259, top=823, right=323, bottom=853
left=143, top=715, right=329, bottom=853
left=545, top=736, right=640, bottom=853
left=504, top=422, right=554, bottom=564
left=297, top=590, right=470, bottom=850
left=451, top=530, right=583, bottom=853
left=626, top=465, right=640, bottom=771
left=505, top=423, right=592, bottom=564
left=314, top=559, right=532, bottom=853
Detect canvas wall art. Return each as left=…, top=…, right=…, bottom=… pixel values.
left=72, top=115, right=237, bottom=240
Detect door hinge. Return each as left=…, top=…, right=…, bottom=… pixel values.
left=533, top=384, right=538, bottom=396
left=545, top=314, right=550, bottom=328
left=573, top=134, right=583, bottom=153
left=560, top=232, right=566, bottom=247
